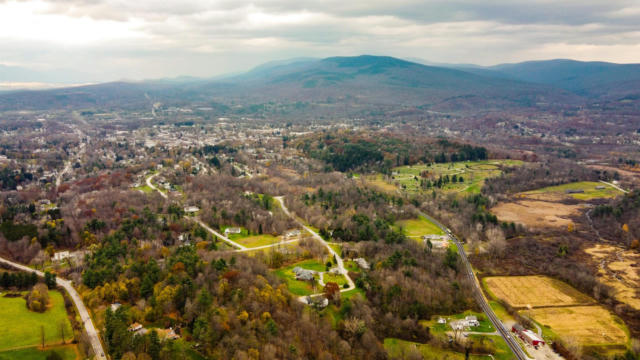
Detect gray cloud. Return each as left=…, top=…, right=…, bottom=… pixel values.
left=0, top=0, right=638, bottom=81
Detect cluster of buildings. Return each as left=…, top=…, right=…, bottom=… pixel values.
left=422, top=234, right=451, bottom=250
left=512, top=324, right=545, bottom=348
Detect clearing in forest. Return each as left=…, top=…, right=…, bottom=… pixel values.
left=491, top=181, right=623, bottom=229
left=389, top=160, right=522, bottom=194
left=491, top=200, right=582, bottom=228
left=522, top=181, right=622, bottom=201
left=484, top=275, right=593, bottom=308
left=396, top=216, right=445, bottom=238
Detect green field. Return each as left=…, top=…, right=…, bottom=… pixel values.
left=0, top=291, right=74, bottom=351
left=0, top=345, right=77, bottom=360
left=524, top=181, right=623, bottom=200
left=323, top=273, right=348, bottom=286
left=395, top=216, right=445, bottom=238
left=384, top=338, right=493, bottom=360
left=273, top=259, right=325, bottom=296
left=133, top=184, right=153, bottom=193
left=234, top=234, right=280, bottom=248
left=390, top=160, right=523, bottom=194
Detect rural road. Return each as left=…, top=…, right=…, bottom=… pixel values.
left=0, top=256, right=106, bottom=360
left=419, top=212, right=531, bottom=360
left=146, top=173, right=168, bottom=199
left=599, top=180, right=628, bottom=194
left=275, top=196, right=356, bottom=297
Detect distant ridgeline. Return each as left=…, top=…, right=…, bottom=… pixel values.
left=297, top=130, right=487, bottom=173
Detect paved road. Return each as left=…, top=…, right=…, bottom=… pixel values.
left=419, top=212, right=530, bottom=360
left=191, top=217, right=247, bottom=250
left=275, top=196, right=356, bottom=297
left=0, top=256, right=106, bottom=360
left=146, top=173, right=168, bottom=199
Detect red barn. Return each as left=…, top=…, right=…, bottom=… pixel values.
left=512, top=324, right=545, bottom=347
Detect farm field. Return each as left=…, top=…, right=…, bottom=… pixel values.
left=0, top=345, right=78, bottom=360
left=491, top=181, right=624, bottom=228
left=484, top=275, right=593, bottom=308
left=526, top=306, right=628, bottom=346
left=584, top=244, right=640, bottom=310
left=395, top=216, right=444, bottom=238
left=0, top=291, right=74, bottom=351
left=390, top=160, right=522, bottom=194
left=522, top=181, right=623, bottom=201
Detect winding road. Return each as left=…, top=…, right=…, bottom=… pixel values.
left=275, top=196, right=356, bottom=298
left=419, top=212, right=530, bottom=360
left=0, top=256, right=106, bottom=360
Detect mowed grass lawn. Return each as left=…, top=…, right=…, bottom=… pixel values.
left=396, top=216, right=444, bottom=238
left=323, top=273, right=347, bottom=286
left=384, top=338, right=496, bottom=360
left=273, top=259, right=325, bottom=296
left=234, top=234, right=280, bottom=248
left=0, top=345, right=77, bottom=360
left=524, top=181, right=623, bottom=200
left=0, top=291, right=74, bottom=351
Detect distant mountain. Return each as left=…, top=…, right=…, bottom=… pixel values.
left=0, top=55, right=593, bottom=111
left=0, top=64, right=100, bottom=89
left=457, top=59, right=640, bottom=99
left=199, top=55, right=575, bottom=110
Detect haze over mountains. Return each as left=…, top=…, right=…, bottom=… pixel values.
left=0, top=55, right=638, bottom=111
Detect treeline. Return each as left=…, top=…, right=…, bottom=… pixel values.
left=292, top=183, right=414, bottom=244
left=297, top=130, right=489, bottom=173
left=591, top=190, right=640, bottom=248
left=482, top=159, right=599, bottom=196
left=0, top=270, right=38, bottom=289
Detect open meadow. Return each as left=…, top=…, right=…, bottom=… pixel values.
left=491, top=181, right=623, bottom=229
left=395, top=216, right=444, bottom=239
left=584, top=244, right=640, bottom=310
left=0, top=290, right=74, bottom=351
left=526, top=305, right=628, bottom=346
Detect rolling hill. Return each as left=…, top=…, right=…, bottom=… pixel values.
left=458, top=59, right=640, bottom=99
left=0, top=55, right=618, bottom=112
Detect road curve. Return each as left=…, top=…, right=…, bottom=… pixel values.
left=146, top=173, right=168, bottom=199
left=419, top=212, right=530, bottom=360
left=0, top=256, right=106, bottom=360
left=275, top=196, right=356, bottom=297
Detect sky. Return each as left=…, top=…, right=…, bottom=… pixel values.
left=0, top=0, right=639, bottom=82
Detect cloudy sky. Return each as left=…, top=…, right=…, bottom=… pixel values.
left=1, top=0, right=639, bottom=82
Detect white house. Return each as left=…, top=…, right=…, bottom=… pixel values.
left=53, top=251, right=71, bottom=262
left=183, top=206, right=200, bottom=213
left=224, top=227, right=242, bottom=235
left=354, top=258, right=370, bottom=270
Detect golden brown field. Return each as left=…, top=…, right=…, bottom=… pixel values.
left=527, top=306, right=628, bottom=345
left=491, top=200, right=582, bottom=228
left=484, top=275, right=593, bottom=308
left=584, top=244, right=640, bottom=310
